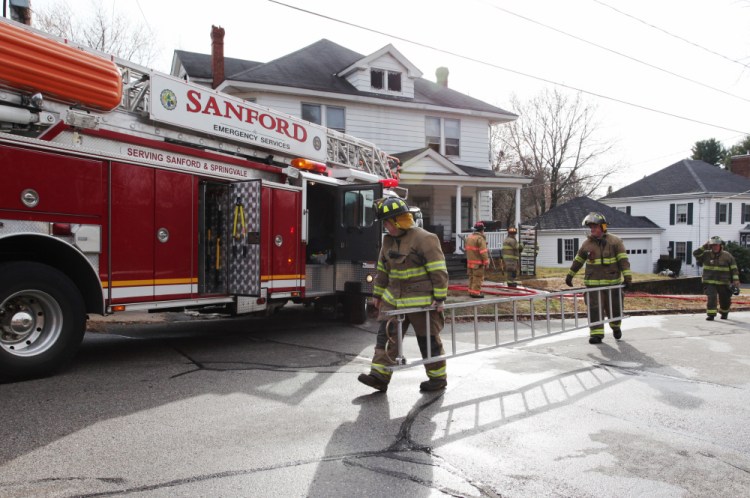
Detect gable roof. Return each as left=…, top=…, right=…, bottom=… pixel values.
left=527, top=196, right=661, bottom=230
left=604, top=159, right=750, bottom=199
left=174, top=39, right=515, bottom=117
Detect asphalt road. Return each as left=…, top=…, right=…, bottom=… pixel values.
left=1, top=306, right=749, bottom=497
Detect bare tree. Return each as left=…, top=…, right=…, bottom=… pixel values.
left=33, top=0, right=158, bottom=66
left=492, top=88, right=616, bottom=221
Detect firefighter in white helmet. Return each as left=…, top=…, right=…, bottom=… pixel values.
left=566, top=212, right=632, bottom=344
left=692, top=236, right=740, bottom=320
left=358, top=197, right=449, bottom=392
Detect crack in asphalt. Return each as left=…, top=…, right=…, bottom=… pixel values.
left=29, top=393, right=500, bottom=498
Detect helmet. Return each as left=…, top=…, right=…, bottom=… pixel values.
left=709, top=236, right=724, bottom=245
left=582, top=212, right=607, bottom=231
left=473, top=221, right=485, bottom=231
left=375, top=197, right=409, bottom=221
left=507, top=226, right=517, bottom=234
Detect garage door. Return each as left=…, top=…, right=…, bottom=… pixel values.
left=623, top=238, right=651, bottom=274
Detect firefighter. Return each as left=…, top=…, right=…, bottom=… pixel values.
left=501, top=226, right=523, bottom=287
left=358, top=197, right=449, bottom=393
left=692, top=236, right=740, bottom=320
left=465, top=221, right=489, bottom=298
left=565, top=212, right=632, bottom=344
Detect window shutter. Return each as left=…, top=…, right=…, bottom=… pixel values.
left=729, top=203, right=733, bottom=224
left=669, top=203, right=675, bottom=225
left=687, top=203, right=693, bottom=225
left=743, top=203, right=746, bottom=223
left=716, top=203, right=720, bottom=224
left=574, top=238, right=579, bottom=253
left=687, top=241, right=693, bottom=264
left=557, top=239, right=562, bottom=264
left=669, top=241, right=674, bottom=258
left=626, top=206, right=631, bottom=215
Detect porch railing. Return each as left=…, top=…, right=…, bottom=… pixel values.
left=455, top=231, right=506, bottom=254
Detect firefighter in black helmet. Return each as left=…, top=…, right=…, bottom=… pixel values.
left=358, top=197, right=449, bottom=392
left=501, top=226, right=523, bottom=287
left=465, top=221, right=489, bottom=297
left=565, top=212, right=632, bottom=344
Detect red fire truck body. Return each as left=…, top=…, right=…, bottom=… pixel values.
left=0, top=19, right=399, bottom=379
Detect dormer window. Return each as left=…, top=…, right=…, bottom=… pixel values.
left=371, top=68, right=401, bottom=92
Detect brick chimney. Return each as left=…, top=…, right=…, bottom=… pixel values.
left=730, top=154, right=750, bottom=178
left=211, top=25, right=226, bottom=90
left=436, top=67, right=449, bottom=88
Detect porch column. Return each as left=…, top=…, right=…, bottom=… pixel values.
left=515, top=187, right=521, bottom=228
left=454, top=185, right=462, bottom=254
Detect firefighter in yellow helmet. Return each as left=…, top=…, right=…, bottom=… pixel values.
left=465, top=221, right=489, bottom=297
left=692, top=236, right=740, bottom=320
left=501, top=226, right=523, bottom=287
left=565, top=212, right=632, bottom=344
left=358, top=197, right=449, bottom=392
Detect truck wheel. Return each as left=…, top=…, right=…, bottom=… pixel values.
left=0, top=262, right=86, bottom=380
left=344, top=294, right=368, bottom=325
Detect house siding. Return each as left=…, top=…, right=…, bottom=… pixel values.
left=234, top=91, right=492, bottom=170
left=601, top=195, right=750, bottom=277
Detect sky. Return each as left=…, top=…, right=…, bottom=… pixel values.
left=25, top=0, right=750, bottom=193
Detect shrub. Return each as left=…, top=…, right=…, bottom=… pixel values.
left=725, top=241, right=750, bottom=283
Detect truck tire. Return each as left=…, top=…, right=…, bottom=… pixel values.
left=0, top=262, right=86, bottom=380
left=343, top=294, right=368, bottom=325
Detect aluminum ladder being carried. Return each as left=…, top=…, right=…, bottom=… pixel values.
left=384, top=285, right=627, bottom=370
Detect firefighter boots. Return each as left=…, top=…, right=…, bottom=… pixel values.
left=588, top=336, right=603, bottom=344
left=721, top=313, right=728, bottom=320
left=706, top=315, right=714, bottom=321
left=419, top=378, right=447, bottom=391
left=358, top=373, right=388, bottom=392
left=612, top=328, right=622, bottom=340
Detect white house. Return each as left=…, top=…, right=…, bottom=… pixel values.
left=600, top=159, right=750, bottom=276
left=170, top=29, right=531, bottom=254
left=527, top=197, right=663, bottom=275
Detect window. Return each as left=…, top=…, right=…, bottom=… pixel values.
left=669, top=202, right=693, bottom=225
left=370, top=69, right=401, bottom=91
left=557, top=238, right=579, bottom=264
left=301, top=103, right=345, bottom=133
left=676, top=203, right=688, bottom=224
left=675, top=242, right=687, bottom=262
left=743, top=203, right=750, bottom=223
left=425, top=117, right=461, bottom=157
left=716, top=202, right=732, bottom=224
left=450, top=196, right=472, bottom=232
left=668, top=241, right=693, bottom=265
left=564, top=239, right=576, bottom=261
left=342, top=189, right=376, bottom=228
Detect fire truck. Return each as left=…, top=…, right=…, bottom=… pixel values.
left=0, top=19, right=402, bottom=380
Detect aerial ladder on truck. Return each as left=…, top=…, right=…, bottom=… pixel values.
left=0, top=17, right=403, bottom=380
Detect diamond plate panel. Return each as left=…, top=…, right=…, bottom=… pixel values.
left=228, top=180, right=261, bottom=295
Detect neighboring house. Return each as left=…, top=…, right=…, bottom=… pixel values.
left=601, top=159, right=750, bottom=276
left=526, top=197, right=663, bottom=274
left=170, top=29, right=531, bottom=253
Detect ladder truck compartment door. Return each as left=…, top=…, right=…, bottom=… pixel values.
left=110, top=164, right=195, bottom=303
left=227, top=180, right=261, bottom=296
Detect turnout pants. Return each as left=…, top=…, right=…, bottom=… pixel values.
left=368, top=309, right=446, bottom=384
left=585, top=286, right=623, bottom=338
left=467, top=266, right=485, bottom=296
left=704, top=284, right=732, bottom=318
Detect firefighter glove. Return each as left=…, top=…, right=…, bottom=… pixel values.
left=731, top=285, right=740, bottom=296
left=565, top=275, right=573, bottom=287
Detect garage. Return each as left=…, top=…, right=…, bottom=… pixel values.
left=622, top=237, right=652, bottom=274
